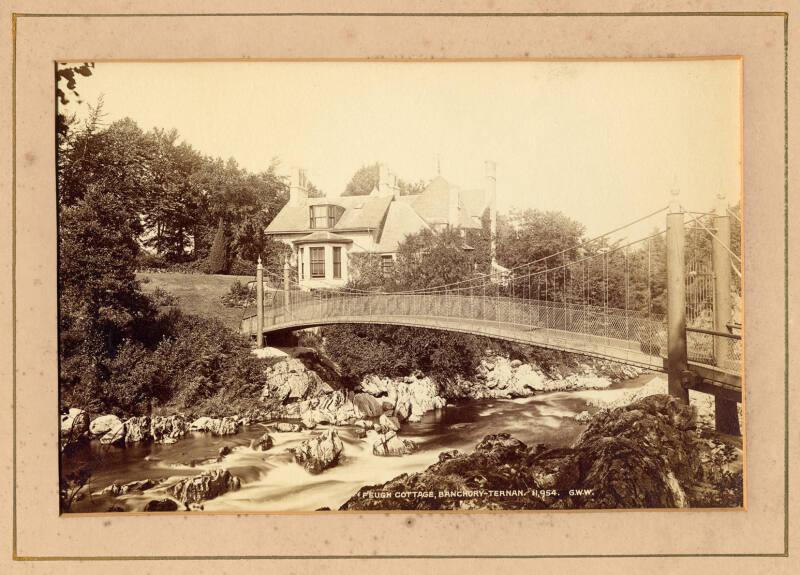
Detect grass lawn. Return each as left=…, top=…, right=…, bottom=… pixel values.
left=137, top=272, right=255, bottom=330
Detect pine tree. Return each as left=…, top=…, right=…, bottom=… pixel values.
left=207, top=218, right=228, bottom=274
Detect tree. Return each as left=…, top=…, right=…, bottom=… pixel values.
left=393, top=227, right=479, bottom=291
left=342, top=163, right=379, bottom=196
left=56, top=62, right=94, bottom=143
left=207, top=218, right=229, bottom=274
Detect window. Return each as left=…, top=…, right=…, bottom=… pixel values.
left=310, top=247, right=325, bottom=278
left=309, top=205, right=344, bottom=229
left=332, top=247, right=342, bottom=279
left=299, top=248, right=304, bottom=279
left=381, top=255, right=394, bottom=276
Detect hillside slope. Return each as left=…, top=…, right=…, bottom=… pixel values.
left=137, top=272, right=255, bottom=330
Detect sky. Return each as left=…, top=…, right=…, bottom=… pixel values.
left=62, top=60, right=742, bottom=240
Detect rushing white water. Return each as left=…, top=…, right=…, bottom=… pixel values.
left=64, top=373, right=662, bottom=513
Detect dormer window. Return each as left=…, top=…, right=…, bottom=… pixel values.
left=309, top=204, right=344, bottom=229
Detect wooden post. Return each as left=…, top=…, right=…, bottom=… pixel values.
left=712, top=194, right=741, bottom=435
left=666, top=195, right=690, bottom=403
left=255, top=256, right=264, bottom=348
left=283, top=255, right=291, bottom=318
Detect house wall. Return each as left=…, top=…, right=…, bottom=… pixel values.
left=271, top=229, right=379, bottom=290
left=297, top=242, right=349, bottom=289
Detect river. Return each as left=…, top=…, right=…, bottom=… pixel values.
left=63, top=372, right=661, bottom=513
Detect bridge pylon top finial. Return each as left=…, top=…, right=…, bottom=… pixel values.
left=668, top=188, right=682, bottom=214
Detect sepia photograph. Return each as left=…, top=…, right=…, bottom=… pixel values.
left=56, top=59, right=744, bottom=514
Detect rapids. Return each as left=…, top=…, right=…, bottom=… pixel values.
left=63, top=373, right=661, bottom=513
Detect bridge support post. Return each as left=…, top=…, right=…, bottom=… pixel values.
left=666, top=197, right=690, bottom=404
left=712, top=195, right=741, bottom=436
left=283, top=256, right=291, bottom=319
left=256, top=257, right=264, bottom=348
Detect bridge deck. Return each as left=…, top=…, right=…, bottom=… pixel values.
left=241, top=293, right=741, bottom=395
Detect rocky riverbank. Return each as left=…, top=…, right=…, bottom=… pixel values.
left=62, top=348, right=687, bottom=512
left=60, top=349, right=645, bottom=454
left=340, top=394, right=743, bottom=510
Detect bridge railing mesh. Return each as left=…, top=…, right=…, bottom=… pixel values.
left=243, top=292, right=672, bottom=369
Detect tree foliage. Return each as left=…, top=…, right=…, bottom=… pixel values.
left=343, top=163, right=379, bottom=196
left=322, top=324, right=486, bottom=384
left=56, top=74, right=275, bottom=419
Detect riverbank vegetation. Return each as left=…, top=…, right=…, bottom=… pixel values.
left=57, top=84, right=277, bottom=419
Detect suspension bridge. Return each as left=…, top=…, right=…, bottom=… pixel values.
left=241, top=196, right=743, bottom=435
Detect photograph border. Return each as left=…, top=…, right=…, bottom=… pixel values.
left=10, top=9, right=789, bottom=561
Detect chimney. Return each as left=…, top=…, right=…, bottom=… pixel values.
left=378, top=163, right=392, bottom=197
left=289, top=167, right=308, bottom=206
left=448, top=185, right=460, bottom=228
left=484, top=161, right=497, bottom=265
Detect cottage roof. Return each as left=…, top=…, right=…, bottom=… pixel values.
left=265, top=195, right=393, bottom=233
left=459, top=188, right=489, bottom=226
left=374, top=201, right=431, bottom=253
left=406, top=176, right=482, bottom=230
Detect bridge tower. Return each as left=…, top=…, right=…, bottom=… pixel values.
left=666, top=192, right=690, bottom=404
left=712, top=194, right=741, bottom=436
left=256, top=256, right=264, bottom=348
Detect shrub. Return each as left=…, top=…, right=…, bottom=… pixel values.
left=61, top=311, right=267, bottom=418
left=221, top=280, right=254, bottom=308
left=321, top=324, right=484, bottom=385
left=149, top=286, right=178, bottom=307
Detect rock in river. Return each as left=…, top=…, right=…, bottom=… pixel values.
left=372, top=431, right=418, bottom=457
left=274, top=422, right=303, bottom=432
left=151, top=415, right=187, bottom=443
left=143, top=499, right=179, bottom=512
left=379, top=414, right=401, bottom=432
left=167, top=469, right=241, bottom=505
left=123, top=416, right=151, bottom=443
left=189, top=416, right=239, bottom=436
left=89, top=414, right=122, bottom=438
left=250, top=432, right=274, bottom=451
left=292, top=429, right=344, bottom=474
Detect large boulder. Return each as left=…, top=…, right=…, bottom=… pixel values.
left=102, top=479, right=156, bottom=496
left=353, top=393, right=384, bottom=418
left=250, top=432, right=273, bottom=451
left=89, top=414, right=122, bottom=438
left=100, top=421, right=126, bottom=446
left=124, top=416, right=151, bottom=443
left=274, top=422, right=303, bottom=433
left=211, top=416, right=239, bottom=436
left=60, top=408, right=89, bottom=440
left=372, top=431, right=417, bottom=457
left=151, top=415, right=186, bottom=443
left=167, top=469, right=241, bottom=505
left=189, top=416, right=239, bottom=436
left=342, top=395, right=713, bottom=511
left=261, top=357, right=333, bottom=402
left=379, top=414, right=401, bottom=432
left=143, top=499, right=178, bottom=512
left=292, top=429, right=344, bottom=474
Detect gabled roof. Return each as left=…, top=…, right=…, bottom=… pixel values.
left=459, top=188, right=489, bottom=225
left=407, top=176, right=482, bottom=229
left=375, top=201, right=431, bottom=253
left=266, top=195, right=392, bottom=234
